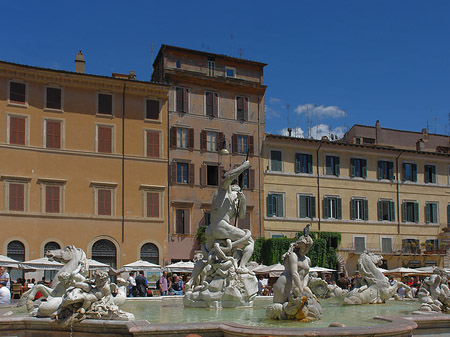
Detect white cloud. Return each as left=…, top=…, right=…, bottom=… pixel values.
left=279, top=127, right=305, bottom=138
left=295, top=104, right=346, bottom=119
left=268, top=97, right=281, bottom=104
left=276, top=124, right=346, bottom=140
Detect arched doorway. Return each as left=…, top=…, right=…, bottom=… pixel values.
left=7, top=240, right=25, bottom=280
left=140, top=243, right=159, bottom=265
left=91, top=239, right=117, bottom=269
left=43, top=241, right=61, bottom=282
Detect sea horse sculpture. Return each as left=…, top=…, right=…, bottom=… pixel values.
left=336, top=251, right=413, bottom=305
left=414, top=268, right=450, bottom=314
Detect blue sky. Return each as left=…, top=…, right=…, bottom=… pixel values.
left=2, top=1, right=450, bottom=139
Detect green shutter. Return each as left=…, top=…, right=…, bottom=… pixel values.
left=425, top=165, right=429, bottom=183
left=412, top=164, right=417, bottom=182
left=431, top=165, right=436, bottom=183
left=295, top=153, right=300, bottom=173
left=337, top=198, right=342, bottom=219
left=389, top=162, right=394, bottom=180
left=323, top=198, right=329, bottom=219
left=278, top=195, right=284, bottom=217
left=267, top=195, right=273, bottom=217
left=335, top=157, right=340, bottom=176
left=402, top=163, right=406, bottom=181
left=432, top=203, right=437, bottom=223
left=414, top=202, right=419, bottom=223
left=311, top=196, right=316, bottom=218
left=326, top=156, right=331, bottom=175
left=362, top=159, right=367, bottom=178
left=350, top=199, right=356, bottom=220
left=390, top=201, right=395, bottom=222
left=363, top=199, right=369, bottom=220
left=426, top=204, right=430, bottom=223
left=299, top=195, right=307, bottom=218
left=307, top=154, right=313, bottom=174
left=402, top=202, right=406, bottom=222
left=377, top=161, right=382, bottom=179
left=378, top=200, right=382, bottom=221
left=350, top=159, right=355, bottom=177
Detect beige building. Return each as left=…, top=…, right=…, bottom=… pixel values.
left=0, top=54, right=169, bottom=275
left=152, top=45, right=267, bottom=261
left=264, top=129, right=450, bottom=274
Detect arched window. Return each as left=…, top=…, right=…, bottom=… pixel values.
left=7, top=240, right=25, bottom=280
left=140, top=243, right=159, bottom=265
left=92, top=239, right=116, bottom=269
left=44, top=241, right=61, bottom=255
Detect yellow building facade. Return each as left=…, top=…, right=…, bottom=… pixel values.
left=264, top=134, right=450, bottom=274
left=0, top=58, right=169, bottom=269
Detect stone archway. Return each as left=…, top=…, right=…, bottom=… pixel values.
left=92, top=239, right=117, bottom=269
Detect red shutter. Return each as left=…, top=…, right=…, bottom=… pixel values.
left=46, top=121, right=61, bottom=149
left=200, top=164, right=206, bottom=186
left=98, top=189, right=111, bottom=215
left=10, top=116, right=25, bottom=145
left=188, top=128, right=194, bottom=151
left=147, top=131, right=159, bottom=157
left=232, top=134, right=238, bottom=154
left=237, top=96, right=243, bottom=110
left=184, top=209, right=190, bottom=234
left=183, top=88, right=189, bottom=113
left=176, top=88, right=183, bottom=112
left=9, top=183, right=24, bottom=211
left=213, top=93, right=218, bottom=117
left=46, top=185, right=60, bottom=213
left=244, top=97, right=249, bottom=121
left=206, top=92, right=213, bottom=116
left=218, top=132, right=224, bottom=150
left=170, top=127, right=177, bottom=149
left=200, top=130, right=206, bottom=151
left=189, top=163, right=195, bottom=185
left=147, top=192, right=159, bottom=218
left=98, top=126, right=112, bottom=153
left=170, top=163, right=177, bottom=184
left=249, top=169, right=255, bottom=190
left=249, top=135, right=254, bottom=155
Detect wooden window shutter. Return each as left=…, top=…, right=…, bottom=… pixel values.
left=46, top=185, right=60, bottom=213
left=176, top=210, right=184, bottom=233
left=412, top=164, right=417, bottom=182
left=98, top=126, right=112, bottom=153
left=244, top=97, right=249, bottom=121
left=170, top=163, right=177, bottom=184
left=389, top=201, right=395, bottom=221
left=147, top=192, right=159, bottom=218
left=184, top=88, right=189, bottom=113
left=447, top=204, right=450, bottom=225
left=337, top=197, right=342, bottom=219
left=189, top=163, right=195, bottom=185
left=237, top=96, right=243, bottom=110
left=170, top=127, right=177, bottom=149
left=323, top=198, right=329, bottom=219
left=200, top=164, right=207, bottom=186
left=335, top=157, right=340, bottom=176
left=350, top=159, right=355, bottom=177
left=9, top=183, right=24, bottom=211
left=249, top=169, right=255, bottom=190
left=402, top=202, right=407, bottom=222
left=232, top=134, right=238, bottom=154
left=402, top=163, right=406, bottom=181
left=299, top=195, right=307, bottom=218
left=325, top=156, right=332, bottom=175
left=184, top=209, right=190, bottom=234
left=307, top=154, right=313, bottom=174
left=363, top=199, right=369, bottom=220
left=388, top=162, right=394, bottom=180
left=377, top=161, right=383, bottom=179
left=98, top=189, right=111, bottom=215
left=350, top=199, right=356, bottom=220
left=431, top=165, right=436, bottom=183
left=188, top=128, right=194, bottom=151
left=147, top=131, right=159, bottom=157
left=200, top=130, right=206, bottom=151
left=414, top=202, right=419, bottom=222
left=426, top=204, right=430, bottom=223
left=10, top=116, right=26, bottom=145
left=46, top=121, right=61, bottom=149
left=213, top=93, right=218, bottom=117
left=377, top=201, right=382, bottom=221
left=249, top=136, right=254, bottom=155
left=218, top=132, right=224, bottom=150
left=206, top=92, right=213, bottom=116
left=176, top=88, right=183, bottom=112
left=311, top=196, right=316, bottom=218
left=267, top=195, right=273, bottom=217
left=362, top=159, right=367, bottom=178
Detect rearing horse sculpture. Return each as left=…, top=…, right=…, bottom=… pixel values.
left=21, top=245, right=88, bottom=317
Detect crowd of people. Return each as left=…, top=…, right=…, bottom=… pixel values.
left=127, top=270, right=190, bottom=297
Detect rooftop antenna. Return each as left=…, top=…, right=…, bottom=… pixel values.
left=150, top=42, right=154, bottom=77
left=427, top=120, right=430, bottom=133
left=434, top=116, right=438, bottom=133
left=286, top=104, right=290, bottom=135
left=344, top=109, right=348, bottom=133
left=230, top=34, right=233, bottom=56
left=306, top=105, right=311, bottom=138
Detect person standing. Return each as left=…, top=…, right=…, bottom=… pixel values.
left=336, top=273, right=350, bottom=290
left=135, top=271, right=147, bottom=297
left=0, top=267, right=10, bottom=290
left=159, top=271, right=170, bottom=296
left=127, top=272, right=137, bottom=297
left=0, top=282, right=11, bottom=305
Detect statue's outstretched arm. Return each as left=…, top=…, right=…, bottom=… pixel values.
left=221, top=160, right=250, bottom=189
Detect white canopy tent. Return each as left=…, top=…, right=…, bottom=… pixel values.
left=165, top=261, right=194, bottom=273
left=88, top=259, right=110, bottom=270
left=310, top=266, right=336, bottom=273
left=122, top=260, right=161, bottom=271
left=21, top=257, right=64, bottom=270
left=0, top=255, right=21, bottom=268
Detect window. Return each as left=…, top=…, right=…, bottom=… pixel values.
left=208, top=60, right=215, bottom=76
left=98, top=93, right=112, bottom=115
left=46, top=87, right=62, bottom=110
left=146, top=192, right=160, bottom=218
left=175, top=209, right=190, bottom=234
left=238, top=135, right=248, bottom=154
left=200, top=164, right=219, bottom=186
left=296, top=153, right=313, bottom=174
left=323, top=196, right=342, bottom=219
left=177, top=128, right=188, bottom=148
left=206, top=132, right=217, bottom=152
left=176, top=60, right=181, bottom=68
left=231, top=134, right=253, bottom=155
left=177, top=163, right=189, bottom=184
left=238, top=212, right=251, bottom=230
left=9, top=81, right=26, bottom=104
left=236, top=96, right=248, bottom=121
left=205, top=92, right=218, bottom=117
left=8, top=182, right=25, bottom=211
left=424, top=164, right=436, bottom=184
left=45, top=185, right=61, bottom=213
left=97, top=125, right=113, bottom=153
left=270, top=150, right=282, bottom=172
left=325, top=155, right=340, bottom=176
left=426, top=239, right=439, bottom=252
left=350, top=198, right=368, bottom=220
left=267, top=193, right=284, bottom=217
left=298, top=195, right=316, bottom=219
left=97, top=189, right=113, bottom=215
left=146, top=130, right=160, bottom=157
left=381, top=237, right=392, bottom=254
left=350, top=158, right=367, bottom=178
left=171, top=161, right=194, bottom=185
left=140, top=243, right=159, bottom=264
left=225, top=67, right=236, bottom=78
left=45, top=120, right=62, bottom=149
left=242, top=169, right=255, bottom=189
left=354, top=237, right=366, bottom=253
left=426, top=202, right=439, bottom=224
left=8, top=115, right=26, bottom=145
left=402, top=201, right=419, bottom=223
left=176, top=87, right=189, bottom=113
left=171, top=127, right=193, bottom=150
left=402, top=239, right=419, bottom=254
left=378, top=160, right=394, bottom=180
left=146, top=99, right=160, bottom=120
left=378, top=200, right=395, bottom=221
left=402, top=163, right=417, bottom=182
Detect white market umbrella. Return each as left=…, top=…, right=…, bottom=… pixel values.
left=258, top=263, right=285, bottom=277
left=88, top=259, right=110, bottom=270
left=123, top=260, right=161, bottom=271
left=310, top=266, right=336, bottom=273
left=250, top=264, right=267, bottom=273
left=384, top=267, right=427, bottom=277
left=165, top=261, right=194, bottom=273
left=0, top=255, right=21, bottom=268
left=22, top=257, right=63, bottom=270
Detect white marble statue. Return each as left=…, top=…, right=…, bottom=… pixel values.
left=266, top=234, right=322, bottom=322
left=21, top=245, right=134, bottom=325
left=308, top=272, right=344, bottom=299
left=336, top=251, right=413, bottom=305
left=184, top=160, right=258, bottom=308
left=414, top=267, right=450, bottom=314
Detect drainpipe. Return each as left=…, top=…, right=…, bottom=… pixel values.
left=396, top=150, right=404, bottom=235
left=122, top=82, right=126, bottom=243
left=257, top=93, right=262, bottom=237
left=316, top=142, right=323, bottom=231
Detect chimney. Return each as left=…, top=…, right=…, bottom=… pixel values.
left=128, top=71, right=136, bottom=80
left=75, top=50, right=85, bottom=73
left=288, top=128, right=292, bottom=137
